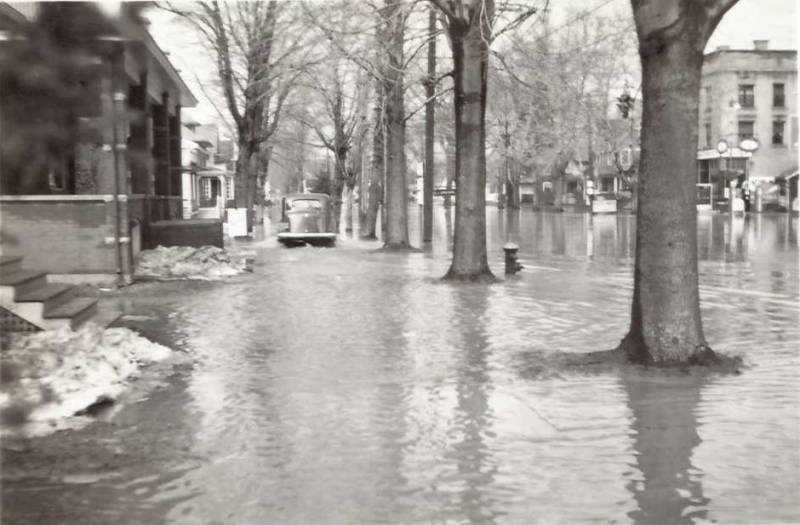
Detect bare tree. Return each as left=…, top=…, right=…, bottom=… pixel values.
left=422, top=6, right=437, bottom=242
left=431, top=0, right=538, bottom=280
left=618, top=0, right=739, bottom=365
left=487, top=7, right=638, bottom=211
left=165, top=1, right=310, bottom=224
left=380, top=0, right=413, bottom=249
left=305, top=0, right=450, bottom=246
left=362, top=71, right=385, bottom=240
left=299, top=54, right=370, bottom=233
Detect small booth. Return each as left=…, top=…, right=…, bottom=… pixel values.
left=696, top=139, right=757, bottom=212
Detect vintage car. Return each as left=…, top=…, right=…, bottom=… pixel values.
left=277, top=193, right=337, bottom=247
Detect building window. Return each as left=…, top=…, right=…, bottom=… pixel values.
left=773, top=83, right=785, bottom=107
left=738, top=120, right=755, bottom=141
left=738, top=85, right=755, bottom=108
left=793, top=117, right=798, bottom=149
left=773, top=120, right=785, bottom=145
left=704, top=123, right=712, bottom=147
left=704, top=86, right=712, bottom=110
left=599, top=177, right=614, bottom=192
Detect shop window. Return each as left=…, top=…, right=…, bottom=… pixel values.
left=698, top=160, right=710, bottom=184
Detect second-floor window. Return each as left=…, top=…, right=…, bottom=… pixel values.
left=773, top=120, right=785, bottom=145
left=704, top=123, right=712, bottom=147
left=739, top=84, right=755, bottom=108
left=738, top=120, right=755, bottom=141
left=773, top=83, right=785, bottom=107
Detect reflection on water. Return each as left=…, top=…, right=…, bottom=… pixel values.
left=623, top=374, right=707, bottom=525
left=2, top=207, right=798, bottom=524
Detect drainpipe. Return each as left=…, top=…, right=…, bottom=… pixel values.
left=107, top=40, right=125, bottom=286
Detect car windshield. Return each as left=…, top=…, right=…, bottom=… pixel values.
left=288, top=199, right=323, bottom=211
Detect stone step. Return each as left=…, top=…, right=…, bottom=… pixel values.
left=0, top=270, right=48, bottom=300
left=0, top=255, right=23, bottom=273
left=43, top=297, right=98, bottom=330
left=16, top=283, right=75, bottom=314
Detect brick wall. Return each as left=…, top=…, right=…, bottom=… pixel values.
left=0, top=198, right=118, bottom=273
left=145, top=219, right=223, bottom=249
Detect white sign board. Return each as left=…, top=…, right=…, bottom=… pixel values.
left=227, top=208, right=249, bottom=237
left=592, top=198, right=618, bottom=214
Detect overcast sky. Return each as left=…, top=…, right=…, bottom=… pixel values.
left=147, top=0, right=798, bottom=128
left=706, top=0, right=797, bottom=50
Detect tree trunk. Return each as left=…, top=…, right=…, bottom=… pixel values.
left=619, top=0, right=737, bottom=364
left=444, top=19, right=493, bottom=280
left=443, top=136, right=455, bottom=207
left=254, top=146, right=271, bottom=225
left=330, top=148, right=346, bottom=233
left=235, top=138, right=257, bottom=210
left=383, top=110, right=408, bottom=248
left=382, top=0, right=410, bottom=249
left=362, top=93, right=384, bottom=240
left=423, top=7, right=436, bottom=243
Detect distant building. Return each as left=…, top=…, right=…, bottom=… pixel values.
left=181, top=122, right=235, bottom=219
left=697, top=42, right=797, bottom=209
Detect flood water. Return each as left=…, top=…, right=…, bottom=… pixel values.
left=3, top=207, right=799, bottom=524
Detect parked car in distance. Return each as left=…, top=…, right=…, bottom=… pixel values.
left=277, top=193, right=336, bottom=247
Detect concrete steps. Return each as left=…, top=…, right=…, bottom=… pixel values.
left=0, top=255, right=98, bottom=331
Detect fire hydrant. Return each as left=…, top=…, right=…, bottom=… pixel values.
left=504, top=242, right=523, bottom=275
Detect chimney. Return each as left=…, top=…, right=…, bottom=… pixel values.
left=753, top=40, right=769, bottom=50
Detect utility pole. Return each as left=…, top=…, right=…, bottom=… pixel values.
left=423, top=7, right=436, bottom=243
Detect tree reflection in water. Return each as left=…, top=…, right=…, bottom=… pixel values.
left=622, top=372, right=709, bottom=524
left=448, top=285, right=500, bottom=524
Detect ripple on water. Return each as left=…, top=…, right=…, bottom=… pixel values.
left=3, top=209, right=797, bottom=525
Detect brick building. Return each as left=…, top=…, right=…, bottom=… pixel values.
left=696, top=42, right=797, bottom=209
left=0, top=2, right=198, bottom=280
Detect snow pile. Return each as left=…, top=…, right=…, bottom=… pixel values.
left=0, top=325, right=171, bottom=432
left=136, top=245, right=249, bottom=280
